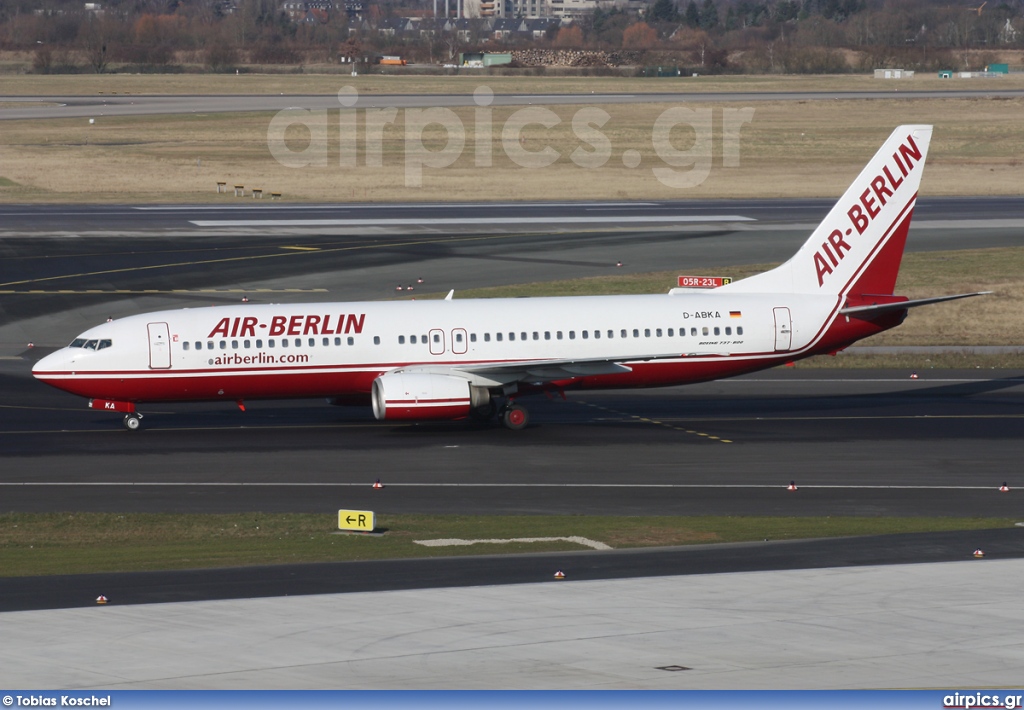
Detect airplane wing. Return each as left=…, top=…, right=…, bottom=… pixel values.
left=840, top=292, right=991, bottom=317
left=399, top=352, right=702, bottom=387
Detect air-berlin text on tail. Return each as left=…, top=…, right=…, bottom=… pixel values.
left=813, top=133, right=923, bottom=287
left=207, top=313, right=366, bottom=339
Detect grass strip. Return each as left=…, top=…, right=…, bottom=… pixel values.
left=0, top=512, right=1016, bottom=578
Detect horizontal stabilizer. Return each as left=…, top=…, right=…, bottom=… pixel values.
left=839, top=292, right=992, bottom=316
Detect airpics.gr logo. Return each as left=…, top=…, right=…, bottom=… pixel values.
left=266, top=86, right=755, bottom=189
left=943, top=693, right=1024, bottom=709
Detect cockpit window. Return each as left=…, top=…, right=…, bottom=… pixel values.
left=69, top=338, right=113, bottom=350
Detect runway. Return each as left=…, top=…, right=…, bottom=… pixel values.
left=1, top=198, right=1021, bottom=520
left=3, top=89, right=1024, bottom=120
left=2, top=196, right=1024, bottom=235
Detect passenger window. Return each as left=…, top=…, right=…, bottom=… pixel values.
left=569, top=331, right=576, bottom=340
left=208, top=341, right=214, bottom=350
left=281, top=339, right=288, bottom=348
left=470, top=333, right=477, bottom=343
left=633, top=329, right=639, bottom=338
left=496, top=333, right=503, bottom=342
left=308, top=338, right=315, bottom=347
left=456, top=333, right=464, bottom=343
left=737, top=327, right=744, bottom=335
left=702, top=327, right=709, bottom=336
left=399, top=335, right=405, bottom=344
left=411, top=335, right=417, bottom=344
left=620, top=329, right=627, bottom=338
left=183, top=342, right=190, bottom=351
left=532, top=332, right=539, bottom=341
left=220, top=341, right=227, bottom=350
left=644, top=329, right=651, bottom=337
left=268, top=339, right=275, bottom=348
left=322, top=337, right=329, bottom=346
left=582, top=331, right=588, bottom=340
left=334, top=337, right=341, bottom=346
left=231, top=340, right=238, bottom=349
left=195, top=342, right=202, bottom=350
left=557, top=331, right=563, bottom=340
left=484, top=333, right=491, bottom=342
left=373, top=336, right=380, bottom=345
left=256, top=339, right=263, bottom=348
left=544, top=332, right=551, bottom=340
left=656, top=329, right=662, bottom=337
left=725, top=327, right=732, bottom=336
left=521, top=332, right=527, bottom=341
left=607, top=330, right=614, bottom=339
left=294, top=338, right=301, bottom=347
left=593, top=330, right=600, bottom=339
left=714, top=327, right=720, bottom=336
left=244, top=340, right=251, bottom=349
left=509, top=332, right=515, bottom=341
left=433, top=334, right=441, bottom=343
left=668, top=328, right=674, bottom=337
left=347, top=337, right=354, bottom=345
left=691, top=328, right=697, bottom=337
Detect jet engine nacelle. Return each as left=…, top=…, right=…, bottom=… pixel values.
left=371, top=372, right=489, bottom=421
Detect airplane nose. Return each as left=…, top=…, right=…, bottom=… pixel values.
left=32, top=348, right=69, bottom=378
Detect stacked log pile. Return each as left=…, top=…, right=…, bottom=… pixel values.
left=511, top=49, right=642, bottom=67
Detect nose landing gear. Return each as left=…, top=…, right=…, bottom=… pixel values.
left=123, top=413, right=143, bottom=431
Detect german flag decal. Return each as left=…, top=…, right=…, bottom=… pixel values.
left=730, top=311, right=742, bottom=318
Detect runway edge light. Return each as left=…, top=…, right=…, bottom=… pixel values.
left=787, top=481, right=798, bottom=491
left=96, top=595, right=108, bottom=604
left=973, top=549, right=985, bottom=558
left=372, top=478, right=384, bottom=489
left=554, top=570, right=566, bottom=580
left=999, top=482, right=1010, bottom=492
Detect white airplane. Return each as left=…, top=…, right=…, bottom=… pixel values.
left=33, top=125, right=987, bottom=431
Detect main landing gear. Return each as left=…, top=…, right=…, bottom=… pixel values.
left=500, top=402, right=529, bottom=431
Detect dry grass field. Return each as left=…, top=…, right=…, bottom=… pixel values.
left=0, top=91, right=1021, bottom=203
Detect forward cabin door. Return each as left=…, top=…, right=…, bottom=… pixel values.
left=773, top=307, right=792, bottom=352
left=147, top=322, right=172, bottom=369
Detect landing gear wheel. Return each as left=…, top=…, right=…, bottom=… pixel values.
left=123, top=414, right=142, bottom=431
left=502, top=404, right=529, bottom=430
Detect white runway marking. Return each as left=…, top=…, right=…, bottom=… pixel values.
left=0, top=482, right=1008, bottom=490
left=414, top=536, right=612, bottom=550
left=189, top=215, right=755, bottom=227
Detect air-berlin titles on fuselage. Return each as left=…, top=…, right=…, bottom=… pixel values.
left=813, top=132, right=923, bottom=287
left=207, top=313, right=366, bottom=339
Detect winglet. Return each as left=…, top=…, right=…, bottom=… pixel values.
left=445, top=290, right=454, bottom=301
